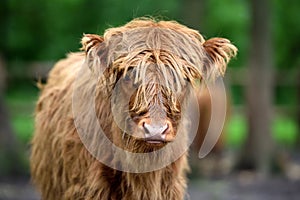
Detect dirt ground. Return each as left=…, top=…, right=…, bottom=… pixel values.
left=187, top=174, right=300, bottom=200
left=0, top=174, right=299, bottom=200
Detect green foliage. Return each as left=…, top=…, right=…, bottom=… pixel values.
left=225, top=114, right=247, bottom=147
left=275, top=85, right=298, bottom=105
left=226, top=114, right=298, bottom=148
left=2, top=0, right=300, bottom=71
left=5, top=82, right=38, bottom=144
left=273, top=0, right=300, bottom=69
left=2, top=0, right=180, bottom=61
left=204, top=0, right=250, bottom=68
left=272, top=116, right=298, bottom=146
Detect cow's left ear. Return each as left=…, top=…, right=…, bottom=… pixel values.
left=203, top=38, right=237, bottom=77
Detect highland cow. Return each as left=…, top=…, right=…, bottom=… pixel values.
left=30, top=18, right=237, bottom=200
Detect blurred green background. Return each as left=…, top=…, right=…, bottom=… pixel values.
left=0, top=0, right=299, bottom=179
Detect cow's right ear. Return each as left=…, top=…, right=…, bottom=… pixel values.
left=81, top=34, right=108, bottom=75
left=81, top=34, right=104, bottom=54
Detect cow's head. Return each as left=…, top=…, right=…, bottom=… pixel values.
left=81, top=19, right=237, bottom=153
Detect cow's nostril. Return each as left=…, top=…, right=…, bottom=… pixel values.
left=143, top=123, right=169, bottom=136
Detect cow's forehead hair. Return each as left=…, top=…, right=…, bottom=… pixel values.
left=103, top=18, right=209, bottom=83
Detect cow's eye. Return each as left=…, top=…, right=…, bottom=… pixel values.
left=123, top=68, right=137, bottom=84
left=124, top=73, right=131, bottom=82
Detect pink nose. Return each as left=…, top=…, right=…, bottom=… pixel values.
left=143, top=122, right=169, bottom=143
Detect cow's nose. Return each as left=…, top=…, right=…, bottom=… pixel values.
left=143, top=123, right=168, bottom=136
left=142, top=122, right=170, bottom=143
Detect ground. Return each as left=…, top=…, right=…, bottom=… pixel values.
left=0, top=174, right=299, bottom=200
left=188, top=174, right=300, bottom=200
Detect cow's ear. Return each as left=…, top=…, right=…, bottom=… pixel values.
left=81, top=34, right=109, bottom=75
left=203, top=38, right=237, bottom=77
left=81, top=34, right=104, bottom=54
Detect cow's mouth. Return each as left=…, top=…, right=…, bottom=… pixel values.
left=144, top=139, right=166, bottom=144
left=144, top=137, right=169, bottom=145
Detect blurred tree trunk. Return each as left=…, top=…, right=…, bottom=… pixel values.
left=181, top=0, right=206, bottom=30
left=237, top=0, right=274, bottom=175
left=0, top=98, right=16, bottom=153
left=297, top=71, right=300, bottom=147
left=0, top=55, right=21, bottom=178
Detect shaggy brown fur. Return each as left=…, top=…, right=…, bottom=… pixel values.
left=30, top=18, right=237, bottom=200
